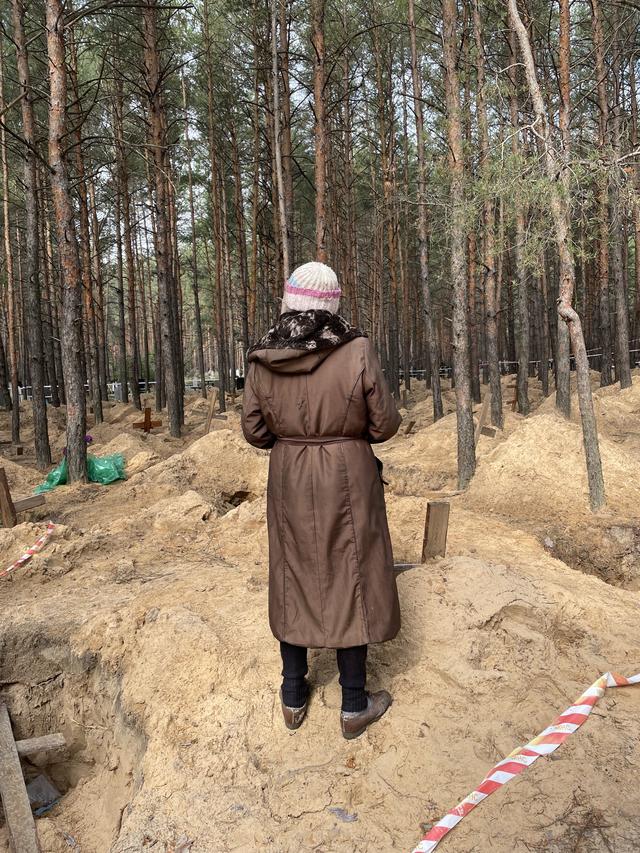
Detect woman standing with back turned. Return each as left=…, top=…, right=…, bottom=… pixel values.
left=241, top=261, right=401, bottom=739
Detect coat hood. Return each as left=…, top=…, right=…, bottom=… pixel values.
left=248, top=310, right=365, bottom=375
left=248, top=346, right=336, bottom=374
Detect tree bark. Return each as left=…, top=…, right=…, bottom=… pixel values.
left=13, top=0, right=51, bottom=469
left=443, top=0, right=475, bottom=488
left=182, top=73, right=207, bottom=397
left=69, top=34, right=103, bottom=424
left=38, top=167, right=61, bottom=408
left=46, top=0, right=86, bottom=481
left=472, top=0, right=502, bottom=428
left=311, top=0, right=327, bottom=262
left=507, top=25, right=530, bottom=416
left=142, top=0, right=181, bottom=436
left=408, top=0, right=443, bottom=420
left=609, top=5, right=632, bottom=389
left=0, top=39, right=20, bottom=431
left=271, top=0, right=290, bottom=280
left=590, top=0, right=614, bottom=387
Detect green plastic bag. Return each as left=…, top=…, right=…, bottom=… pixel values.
left=35, top=453, right=126, bottom=494
left=86, top=453, right=126, bottom=485
left=35, top=458, right=69, bottom=494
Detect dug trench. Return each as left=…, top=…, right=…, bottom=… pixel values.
left=0, top=622, right=146, bottom=851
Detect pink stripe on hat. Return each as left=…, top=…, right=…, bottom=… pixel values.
left=284, top=282, right=342, bottom=299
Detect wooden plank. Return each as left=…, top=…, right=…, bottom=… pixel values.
left=204, top=389, right=219, bottom=435
left=480, top=426, right=497, bottom=438
left=0, top=468, right=17, bottom=528
left=0, top=703, right=40, bottom=853
left=404, top=420, right=416, bottom=436
left=474, top=392, right=491, bottom=445
left=13, top=495, right=46, bottom=514
left=394, top=562, right=421, bottom=574
left=15, top=733, right=66, bottom=758
left=422, top=501, right=450, bottom=560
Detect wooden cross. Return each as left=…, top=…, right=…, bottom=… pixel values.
left=506, top=381, right=518, bottom=412
left=133, top=407, right=162, bottom=434
left=0, top=702, right=66, bottom=853
left=0, top=468, right=45, bottom=528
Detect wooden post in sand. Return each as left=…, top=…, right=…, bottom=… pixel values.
left=0, top=468, right=45, bottom=528
left=0, top=703, right=40, bottom=853
left=404, top=420, right=416, bottom=435
left=204, top=389, right=218, bottom=435
left=422, top=501, right=450, bottom=560
left=204, top=389, right=228, bottom=434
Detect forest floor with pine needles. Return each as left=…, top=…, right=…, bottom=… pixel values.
left=1, top=373, right=639, bottom=853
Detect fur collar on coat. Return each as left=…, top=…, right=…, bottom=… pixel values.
left=248, top=310, right=365, bottom=355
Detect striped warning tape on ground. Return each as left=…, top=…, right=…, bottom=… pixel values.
left=412, top=670, right=640, bottom=852
left=0, top=521, right=56, bottom=579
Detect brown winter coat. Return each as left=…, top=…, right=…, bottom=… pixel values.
left=242, top=335, right=401, bottom=648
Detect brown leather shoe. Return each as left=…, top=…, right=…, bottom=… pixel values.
left=340, top=691, right=392, bottom=739
left=280, top=690, right=308, bottom=730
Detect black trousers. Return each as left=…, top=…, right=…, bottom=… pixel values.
left=280, top=641, right=368, bottom=713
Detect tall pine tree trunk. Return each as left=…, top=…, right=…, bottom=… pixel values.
left=472, top=0, right=502, bottom=427
left=46, top=0, right=86, bottom=481
left=0, top=39, right=20, bottom=430
left=13, top=0, right=51, bottom=469
left=142, top=0, right=181, bottom=436
left=509, top=0, right=604, bottom=510
left=443, top=0, right=475, bottom=488
left=311, top=0, right=327, bottom=262
left=408, top=0, right=442, bottom=420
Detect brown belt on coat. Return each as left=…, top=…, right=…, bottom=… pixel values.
left=277, top=435, right=365, bottom=446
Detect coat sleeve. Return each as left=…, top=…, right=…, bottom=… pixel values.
left=241, top=364, right=277, bottom=449
left=362, top=339, right=402, bottom=443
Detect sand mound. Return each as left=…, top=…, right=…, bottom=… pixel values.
left=466, top=409, right=640, bottom=522
left=0, top=457, right=40, bottom=494
left=585, top=375, right=640, bottom=450
left=145, top=489, right=214, bottom=533
left=95, top=431, right=162, bottom=464
left=138, top=429, right=268, bottom=503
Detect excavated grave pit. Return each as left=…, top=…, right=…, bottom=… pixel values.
left=0, top=624, right=146, bottom=850
left=541, top=520, right=640, bottom=589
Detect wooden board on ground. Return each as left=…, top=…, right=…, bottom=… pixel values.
left=0, top=702, right=40, bottom=853
left=133, top=407, right=162, bottom=434
left=394, top=562, right=421, bottom=574
left=404, top=420, right=416, bottom=435
left=422, top=501, right=450, bottom=560
left=0, top=468, right=46, bottom=529
left=481, top=425, right=498, bottom=438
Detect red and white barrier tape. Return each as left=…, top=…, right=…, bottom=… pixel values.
left=412, top=670, right=640, bottom=852
left=0, top=521, right=56, bottom=579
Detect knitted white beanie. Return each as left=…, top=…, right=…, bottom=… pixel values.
left=281, top=261, right=341, bottom=314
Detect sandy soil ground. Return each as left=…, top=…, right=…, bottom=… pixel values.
left=1, top=374, right=639, bottom=852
